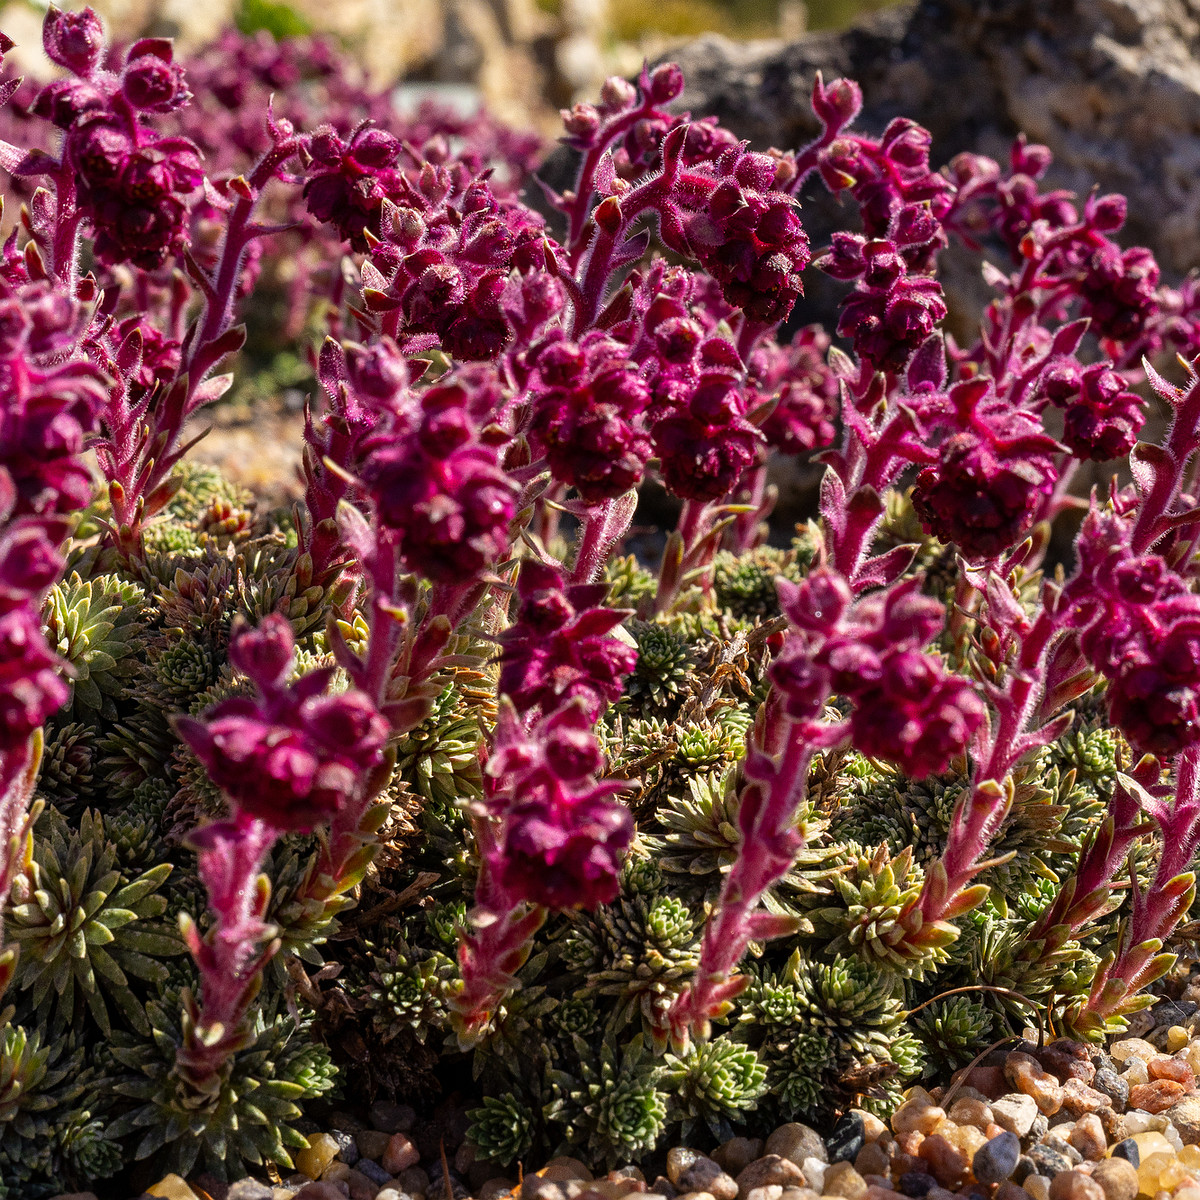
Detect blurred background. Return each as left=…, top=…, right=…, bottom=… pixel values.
left=0, top=0, right=903, bottom=131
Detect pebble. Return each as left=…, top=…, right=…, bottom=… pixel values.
left=1027, top=1145, right=1073, bottom=1178
left=298, top=1135, right=344, bottom=1184
left=1170, top=1095, right=1200, bottom=1144
left=897, top=1171, right=935, bottom=1196
left=717, top=1141, right=766, bottom=1175
left=1046, top=1171, right=1103, bottom=1200
left=146, top=1180, right=201, bottom=1200
left=1067, top=1114, right=1106, bottom=1160
left=1062, top=1080, right=1113, bottom=1116
left=1024, top=1175, right=1051, bottom=1200
left=1090, top=1158, right=1138, bottom=1200
left=765, top=1125, right=827, bottom=1166
left=800, top=1157, right=826, bottom=1193
left=226, top=1185, right=273, bottom=1200
left=992, top=1095, right=1041, bottom=1138
left=356, top=1132, right=392, bottom=1162
left=1040, top=1042, right=1097, bottom=1086
left=294, top=1186, right=348, bottom=1200
left=678, top=1156, right=738, bottom=1200
left=828, top=1115, right=867, bottom=1165
left=1110, top=1040, right=1157, bottom=1065
left=1109, top=1136, right=1140, bottom=1166
left=384, top=1134, right=421, bottom=1175
left=854, top=1143, right=890, bottom=1178
left=1149, top=1057, right=1196, bottom=1087
left=1129, top=1080, right=1187, bottom=1114
left=1092, top=1070, right=1129, bottom=1111
left=357, top=1159, right=392, bottom=1186
left=1005, top=1054, right=1065, bottom=1117
left=822, top=1163, right=867, bottom=1200
left=973, top=1132, right=1021, bottom=1184
left=735, top=1154, right=803, bottom=1199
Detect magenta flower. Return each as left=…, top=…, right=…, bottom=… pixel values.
left=911, top=378, right=1060, bottom=560
left=485, top=704, right=632, bottom=910
left=498, top=560, right=636, bottom=720
left=303, top=122, right=404, bottom=251
left=175, top=614, right=389, bottom=833
left=770, top=571, right=982, bottom=777
left=1043, top=360, right=1144, bottom=462
left=530, top=333, right=652, bottom=501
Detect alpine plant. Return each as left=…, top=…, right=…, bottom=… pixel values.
left=2, top=5, right=1200, bottom=1189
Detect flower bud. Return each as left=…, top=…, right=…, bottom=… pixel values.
left=647, top=62, right=685, bottom=104
left=43, top=6, right=104, bottom=75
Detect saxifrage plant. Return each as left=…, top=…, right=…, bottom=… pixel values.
left=2, top=4, right=1200, bottom=1190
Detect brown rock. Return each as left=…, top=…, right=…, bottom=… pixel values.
left=1047, top=1172, right=1104, bottom=1200
left=294, top=1186, right=350, bottom=1200
left=1061, top=1079, right=1113, bottom=1117
left=916, top=1135, right=968, bottom=1190
left=735, top=1155, right=805, bottom=1200
left=1067, top=1114, right=1106, bottom=1161
left=383, top=1133, right=420, bottom=1175
left=1004, top=1053, right=1064, bottom=1116
left=356, top=1131, right=392, bottom=1161
left=854, top=1144, right=890, bottom=1178
left=1038, top=1041, right=1096, bottom=1085
left=717, top=1141, right=767, bottom=1175
left=822, top=1165, right=867, bottom=1200
left=765, top=1125, right=827, bottom=1166
left=345, top=1169, right=380, bottom=1200
left=679, top=1158, right=737, bottom=1200
left=1148, top=1056, right=1196, bottom=1088
left=1090, top=1159, right=1138, bottom=1200
left=1128, top=1079, right=1187, bottom=1113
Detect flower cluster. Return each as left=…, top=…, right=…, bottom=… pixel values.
left=360, top=169, right=551, bottom=360
left=612, top=265, right=763, bottom=502
left=484, top=704, right=632, bottom=910
left=176, top=614, right=388, bottom=833
left=499, top=560, right=637, bottom=721
left=1069, top=517, right=1200, bottom=759
left=360, top=368, right=518, bottom=583
left=819, top=205, right=947, bottom=374
left=771, top=571, right=985, bottom=778
left=657, top=146, right=810, bottom=326
left=32, top=7, right=203, bottom=268
left=530, top=333, right=652, bottom=502
left=911, top=378, right=1061, bottom=560
left=1041, top=359, right=1144, bottom=462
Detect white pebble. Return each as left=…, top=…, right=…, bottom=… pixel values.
left=1165, top=1123, right=1185, bottom=1151
left=1122, top=1110, right=1169, bottom=1135
left=801, top=1157, right=826, bottom=1193
left=1124, top=1059, right=1149, bottom=1085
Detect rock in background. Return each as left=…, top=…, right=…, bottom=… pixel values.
left=670, top=0, right=1200, bottom=275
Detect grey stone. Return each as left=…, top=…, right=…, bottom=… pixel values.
left=228, top=1185, right=275, bottom=1200
left=973, top=1132, right=1021, bottom=1185
left=1028, top=1145, right=1073, bottom=1178
left=764, top=1125, right=827, bottom=1167
left=358, top=1159, right=392, bottom=1185
left=1168, top=1095, right=1200, bottom=1145
left=1093, top=1068, right=1129, bottom=1111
